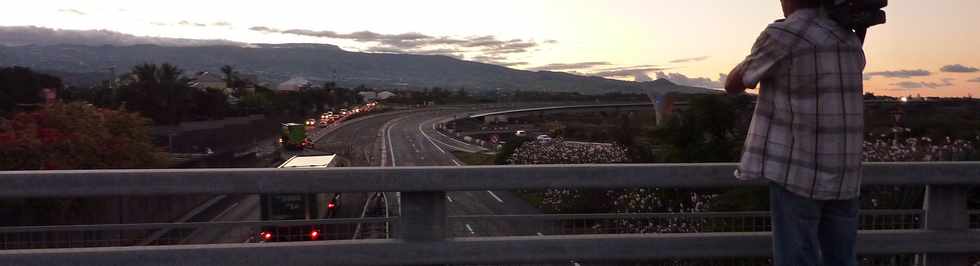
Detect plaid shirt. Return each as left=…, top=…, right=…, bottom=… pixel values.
left=734, top=9, right=866, bottom=200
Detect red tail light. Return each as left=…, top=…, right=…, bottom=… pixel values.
left=327, top=202, right=336, bottom=209
left=260, top=231, right=273, bottom=241
left=309, top=230, right=320, bottom=240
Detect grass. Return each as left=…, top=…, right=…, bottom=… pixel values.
left=451, top=151, right=497, bottom=165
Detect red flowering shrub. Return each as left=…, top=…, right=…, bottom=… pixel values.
left=0, top=102, right=167, bottom=170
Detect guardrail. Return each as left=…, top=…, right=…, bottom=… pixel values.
left=0, top=162, right=978, bottom=265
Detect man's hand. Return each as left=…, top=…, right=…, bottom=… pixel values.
left=725, top=63, right=749, bottom=94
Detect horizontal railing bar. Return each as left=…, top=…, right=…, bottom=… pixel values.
left=0, top=209, right=921, bottom=233
left=0, top=217, right=396, bottom=233
left=447, top=209, right=923, bottom=221
left=1, top=162, right=978, bottom=198
left=0, top=209, right=921, bottom=234
left=1, top=230, right=977, bottom=265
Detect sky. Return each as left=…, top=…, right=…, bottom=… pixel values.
left=2, top=0, right=979, bottom=97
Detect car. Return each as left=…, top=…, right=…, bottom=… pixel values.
left=305, top=119, right=317, bottom=127
left=515, top=130, right=527, bottom=137
left=536, top=135, right=553, bottom=142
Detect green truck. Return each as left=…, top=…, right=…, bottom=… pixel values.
left=279, top=123, right=311, bottom=150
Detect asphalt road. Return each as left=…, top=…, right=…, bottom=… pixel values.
left=176, top=105, right=563, bottom=244
left=172, top=110, right=419, bottom=244
left=384, top=110, right=552, bottom=237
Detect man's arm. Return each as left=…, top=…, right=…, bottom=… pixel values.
left=725, top=63, right=752, bottom=94
left=726, top=29, right=789, bottom=95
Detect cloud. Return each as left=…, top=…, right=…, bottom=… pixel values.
left=251, top=26, right=529, bottom=51
left=635, top=73, right=653, bottom=82
left=178, top=20, right=207, bottom=27
left=249, top=26, right=550, bottom=64
left=591, top=67, right=670, bottom=78
left=0, top=25, right=244, bottom=47
left=865, top=69, right=931, bottom=79
left=58, top=9, right=85, bottom=15
left=940, top=64, right=979, bottom=73
left=544, top=40, right=559, bottom=44
left=890, top=81, right=924, bottom=89
left=921, top=78, right=955, bottom=89
left=669, top=56, right=710, bottom=64
left=471, top=55, right=528, bottom=67
left=527, top=62, right=611, bottom=71
left=365, top=46, right=464, bottom=59
left=655, top=72, right=726, bottom=88
left=968, top=77, right=980, bottom=83
left=890, top=78, right=954, bottom=90
left=211, top=21, right=232, bottom=27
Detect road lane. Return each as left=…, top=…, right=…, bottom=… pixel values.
left=385, top=110, right=550, bottom=237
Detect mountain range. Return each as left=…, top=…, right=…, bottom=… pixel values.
left=0, top=26, right=718, bottom=95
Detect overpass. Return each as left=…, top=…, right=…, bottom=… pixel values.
left=467, top=103, right=678, bottom=123
left=1, top=163, right=978, bottom=265
left=465, top=99, right=977, bottom=124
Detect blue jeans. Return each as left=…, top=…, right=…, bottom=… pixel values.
left=770, top=182, right=859, bottom=266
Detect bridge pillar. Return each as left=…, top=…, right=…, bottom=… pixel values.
left=922, top=185, right=970, bottom=266
left=400, top=191, right=448, bottom=241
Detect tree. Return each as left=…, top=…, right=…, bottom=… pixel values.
left=0, top=102, right=168, bottom=170
left=117, top=63, right=194, bottom=125
left=219, top=65, right=247, bottom=96
left=651, top=94, right=753, bottom=163
left=0, top=67, right=64, bottom=116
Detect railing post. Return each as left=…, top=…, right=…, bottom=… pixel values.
left=923, top=185, right=970, bottom=266
left=399, top=191, right=448, bottom=241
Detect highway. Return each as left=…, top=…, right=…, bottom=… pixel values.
left=172, top=110, right=417, bottom=243
left=171, top=105, right=558, bottom=244
left=383, top=110, right=552, bottom=237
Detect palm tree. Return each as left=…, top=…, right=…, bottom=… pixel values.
left=220, top=65, right=236, bottom=88
left=122, top=63, right=194, bottom=124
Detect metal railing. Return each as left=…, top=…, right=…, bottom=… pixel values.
left=0, top=162, right=978, bottom=265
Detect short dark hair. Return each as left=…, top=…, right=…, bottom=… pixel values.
left=798, top=0, right=823, bottom=8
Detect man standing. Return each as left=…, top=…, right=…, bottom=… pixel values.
left=725, top=0, right=866, bottom=265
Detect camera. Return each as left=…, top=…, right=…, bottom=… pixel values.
left=824, top=0, right=888, bottom=42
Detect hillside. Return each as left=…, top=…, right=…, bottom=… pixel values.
left=0, top=28, right=717, bottom=95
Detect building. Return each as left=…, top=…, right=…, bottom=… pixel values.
left=276, top=77, right=312, bottom=92
left=189, top=72, right=227, bottom=90
left=358, top=91, right=378, bottom=102
left=377, top=91, right=396, bottom=100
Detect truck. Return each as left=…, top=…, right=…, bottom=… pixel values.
left=258, top=154, right=341, bottom=242
left=279, top=123, right=311, bottom=150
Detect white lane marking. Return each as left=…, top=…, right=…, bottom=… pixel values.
left=465, top=224, right=476, bottom=235
left=536, top=232, right=544, bottom=236
left=446, top=195, right=454, bottom=203
left=212, top=202, right=240, bottom=221
left=571, top=262, right=581, bottom=266
left=419, top=121, right=447, bottom=154
left=487, top=190, right=504, bottom=203
left=452, top=159, right=462, bottom=166
left=386, top=122, right=397, bottom=167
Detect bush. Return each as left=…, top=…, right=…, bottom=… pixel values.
left=0, top=102, right=168, bottom=170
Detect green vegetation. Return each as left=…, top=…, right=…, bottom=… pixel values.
left=452, top=151, right=496, bottom=165
left=0, top=102, right=167, bottom=170
left=494, top=136, right=532, bottom=165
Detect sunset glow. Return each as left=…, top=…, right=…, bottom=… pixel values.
left=3, top=0, right=978, bottom=97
